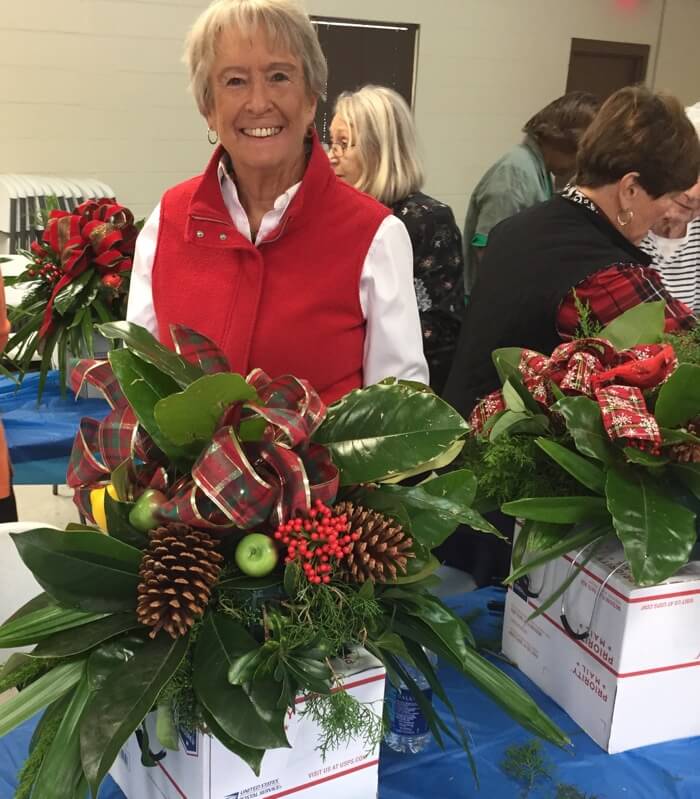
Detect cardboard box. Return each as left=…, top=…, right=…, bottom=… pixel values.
left=111, top=648, right=385, bottom=799
left=502, top=538, right=700, bottom=753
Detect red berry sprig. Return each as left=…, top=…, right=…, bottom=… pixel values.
left=273, top=499, right=359, bottom=585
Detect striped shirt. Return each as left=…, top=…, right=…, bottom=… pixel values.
left=640, top=217, right=700, bottom=313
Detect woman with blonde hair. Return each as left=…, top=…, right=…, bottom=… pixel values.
left=127, top=0, right=428, bottom=404
left=329, top=85, right=463, bottom=394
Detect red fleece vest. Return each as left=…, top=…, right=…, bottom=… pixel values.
left=152, top=136, right=390, bottom=403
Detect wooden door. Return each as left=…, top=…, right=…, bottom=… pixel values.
left=566, top=38, right=650, bottom=100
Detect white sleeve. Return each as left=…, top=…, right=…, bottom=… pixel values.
left=126, top=203, right=161, bottom=338
left=360, top=214, right=430, bottom=386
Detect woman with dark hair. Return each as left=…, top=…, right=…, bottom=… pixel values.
left=443, top=86, right=700, bottom=586
left=462, top=91, right=600, bottom=296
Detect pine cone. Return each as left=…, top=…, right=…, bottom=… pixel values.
left=333, top=502, right=414, bottom=583
left=136, top=523, right=224, bottom=639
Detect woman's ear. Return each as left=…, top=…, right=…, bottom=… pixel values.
left=617, top=172, right=641, bottom=206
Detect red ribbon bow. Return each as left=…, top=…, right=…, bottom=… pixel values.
left=470, top=338, right=677, bottom=453
left=67, top=325, right=339, bottom=532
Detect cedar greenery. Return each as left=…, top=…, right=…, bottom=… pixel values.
left=299, top=691, right=383, bottom=761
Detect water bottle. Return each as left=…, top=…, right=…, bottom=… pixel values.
left=383, top=649, right=438, bottom=753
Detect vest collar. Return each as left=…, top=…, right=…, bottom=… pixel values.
left=187, top=132, right=333, bottom=238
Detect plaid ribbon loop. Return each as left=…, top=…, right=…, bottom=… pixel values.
left=470, top=338, right=677, bottom=453
left=68, top=328, right=339, bottom=532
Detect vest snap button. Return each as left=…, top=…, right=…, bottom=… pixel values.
left=196, top=230, right=205, bottom=238
left=219, top=233, right=228, bottom=241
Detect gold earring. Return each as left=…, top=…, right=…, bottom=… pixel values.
left=616, top=208, right=634, bottom=227
left=207, top=128, right=218, bottom=145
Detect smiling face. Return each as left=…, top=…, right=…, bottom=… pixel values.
left=205, top=24, right=317, bottom=179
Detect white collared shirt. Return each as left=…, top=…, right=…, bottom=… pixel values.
left=127, top=161, right=429, bottom=386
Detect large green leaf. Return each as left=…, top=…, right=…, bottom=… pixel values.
left=314, top=382, right=468, bottom=484
left=492, top=347, right=526, bottom=385
left=98, top=321, right=203, bottom=387
left=31, top=672, right=93, bottom=799
left=501, top=496, right=609, bottom=525
left=104, top=493, right=148, bottom=549
left=54, top=271, right=93, bottom=316
left=154, top=373, right=258, bottom=446
left=489, top=410, right=550, bottom=442
left=32, top=612, right=140, bottom=658
left=0, top=603, right=107, bottom=648
left=193, top=612, right=289, bottom=750
left=11, top=528, right=141, bottom=612
left=599, top=300, right=665, bottom=348
left=108, top=349, right=188, bottom=463
left=80, top=632, right=189, bottom=797
left=606, top=465, right=696, bottom=585
left=552, top=395, right=616, bottom=464
left=200, top=706, right=265, bottom=776
left=535, top=438, right=606, bottom=494
left=655, top=364, right=700, bottom=428
left=0, top=660, right=84, bottom=738
left=506, top=524, right=612, bottom=584
left=672, top=463, right=700, bottom=499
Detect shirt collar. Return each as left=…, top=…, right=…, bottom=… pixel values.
left=216, top=156, right=302, bottom=212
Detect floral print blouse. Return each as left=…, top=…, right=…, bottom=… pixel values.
left=391, top=192, right=464, bottom=394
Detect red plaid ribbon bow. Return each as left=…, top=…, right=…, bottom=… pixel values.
left=38, top=199, right=138, bottom=338
left=470, top=338, right=677, bottom=453
left=68, top=325, right=339, bottom=531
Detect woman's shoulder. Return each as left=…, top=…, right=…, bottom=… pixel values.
left=392, top=192, right=457, bottom=226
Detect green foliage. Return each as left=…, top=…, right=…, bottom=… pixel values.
left=572, top=292, right=603, bottom=340
left=299, top=691, right=382, bottom=761
left=14, top=697, right=68, bottom=799
left=500, top=739, right=553, bottom=799
left=599, top=300, right=665, bottom=348
left=664, top=326, right=700, bottom=368
left=0, top=655, right=58, bottom=695
left=459, top=434, right=582, bottom=508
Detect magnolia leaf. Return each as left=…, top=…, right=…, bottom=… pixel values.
left=98, top=321, right=203, bottom=387
left=503, top=380, right=526, bottom=413
left=314, top=382, right=468, bottom=485
left=380, top=439, right=465, bottom=484
left=492, top=347, right=526, bottom=384
left=0, top=602, right=107, bottom=648
left=655, top=364, right=700, bottom=429
left=154, top=373, right=259, bottom=446
left=80, top=632, right=189, bottom=797
left=553, top=395, right=616, bottom=464
left=32, top=613, right=140, bottom=659
left=108, top=349, right=189, bottom=463
left=599, top=300, right=665, bottom=348
left=535, top=437, right=606, bottom=494
left=193, top=612, right=289, bottom=750
left=502, top=496, right=609, bottom=525
left=606, top=464, right=696, bottom=585
left=11, top=528, right=141, bottom=612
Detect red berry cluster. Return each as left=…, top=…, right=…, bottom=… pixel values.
left=273, top=500, right=359, bottom=585
left=27, top=258, right=61, bottom=283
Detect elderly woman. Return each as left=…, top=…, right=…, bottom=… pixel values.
left=329, top=85, right=463, bottom=394
left=127, top=0, right=428, bottom=403
left=640, top=103, right=700, bottom=312
left=442, top=86, right=700, bottom=587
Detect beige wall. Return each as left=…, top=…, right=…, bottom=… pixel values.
left=0, top=0, right=696, bottom=226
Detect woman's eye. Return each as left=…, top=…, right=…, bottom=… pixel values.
left=270, top=72, right=290, bottom=83
left=225, top=76, right=245, bottom=87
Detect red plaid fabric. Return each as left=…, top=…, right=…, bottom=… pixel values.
left=594, top=384, right=661, bottom=453
left=469, top=391, right=506, bottom=434
left=70, top=360, right=125, bottom=409
left=170, top=325, right=231, bottom=374
left=557, top=264, right=696, bottom=340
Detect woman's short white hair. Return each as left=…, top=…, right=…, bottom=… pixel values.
left=333, top=85, right=425, bottom=206
left=185, top=0, right=327, bottom=117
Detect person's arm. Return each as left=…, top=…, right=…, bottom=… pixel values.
left=126, top=204, right=161, bottom=337
left=470, top=165, right=535, bottom=253
left=360, top=215, right=430, bottom=386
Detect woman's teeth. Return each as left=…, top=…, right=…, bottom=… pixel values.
left=243, top=127, right=282, bottom=138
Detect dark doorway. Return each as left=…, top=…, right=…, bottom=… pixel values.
left=312, top=17, right=419, bottom=145
left=566, top=38, right=650, bottom=100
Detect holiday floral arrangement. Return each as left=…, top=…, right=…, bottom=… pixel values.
left=460, top=301, right=700, bottom=612
left=0, top=322, right=567, bottom=799
left=2, top=198, right=140, bottom=400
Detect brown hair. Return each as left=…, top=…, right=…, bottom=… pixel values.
left=523, top=91, right=600, bottom=151
left=575, top=86, right=700, bottom=197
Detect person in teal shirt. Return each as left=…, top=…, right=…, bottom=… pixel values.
left=463, top=91, right=599, bottom=297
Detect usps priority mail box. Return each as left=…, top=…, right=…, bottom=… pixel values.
left=502, top=538, right=700, bottom=753
left=111, top=648, right=385, bottom=799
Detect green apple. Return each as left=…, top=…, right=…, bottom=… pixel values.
left=128, top=488, right=167, bottom=532
left=235, top=533, right=278, bottom=577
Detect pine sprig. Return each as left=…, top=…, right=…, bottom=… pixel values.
left=299, top=690, right=383, bottom=761
left=572, top=291, right=603, bottom=339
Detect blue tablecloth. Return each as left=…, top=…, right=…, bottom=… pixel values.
left=1, top=588, right=698, bottom=798
left=0, top=371, right=109, bottom=485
